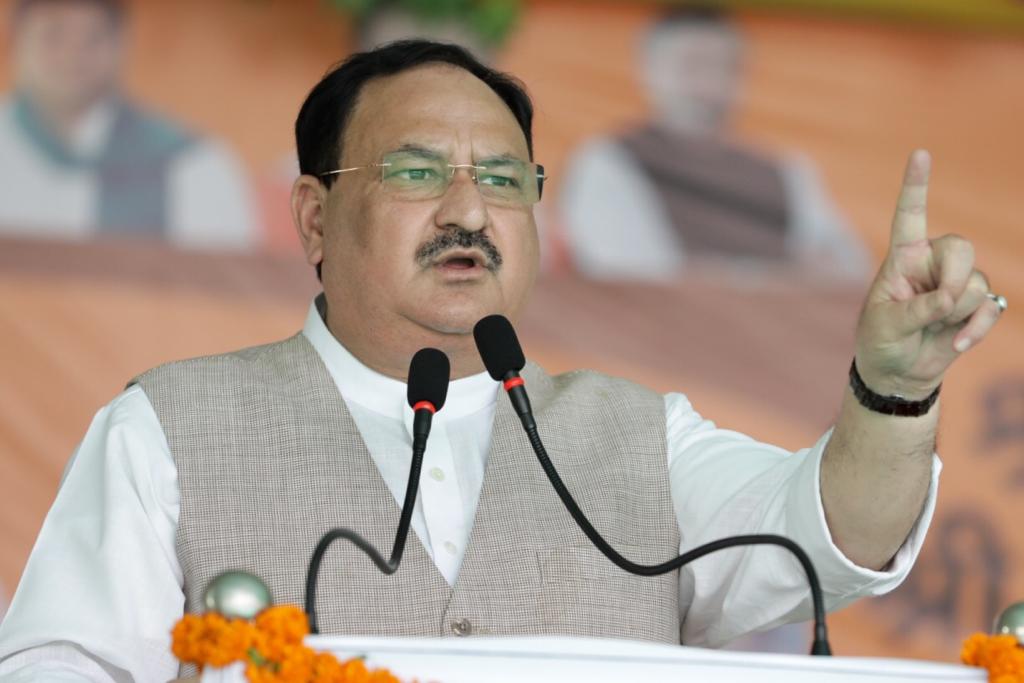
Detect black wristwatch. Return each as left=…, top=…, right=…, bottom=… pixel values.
left=848, top=360, right=940, bottom=417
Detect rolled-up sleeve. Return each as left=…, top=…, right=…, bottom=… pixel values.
left=665, top=392, right=940, bottom=648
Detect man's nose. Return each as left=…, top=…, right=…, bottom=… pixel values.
left=433, top=167, right=488, bottom=233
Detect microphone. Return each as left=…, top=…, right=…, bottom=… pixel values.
left=304, top=347, right=450, bottom=634
left=473, top=313, right=534, bottom=428
left=408, top=346, right=451, bottom=448
left=473, top=315, right=833, bottom=656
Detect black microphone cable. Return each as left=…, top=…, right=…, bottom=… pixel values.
left=304, top=347, right=450, bottom=634
left=474, top=315, right=832, bottom=656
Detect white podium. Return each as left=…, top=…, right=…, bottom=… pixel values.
left=201, top=635, right=984, bottom=682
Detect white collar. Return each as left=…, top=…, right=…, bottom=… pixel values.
left=69, top=99, right=117, bottom=160
left=301, top=297, right=498, bottom=422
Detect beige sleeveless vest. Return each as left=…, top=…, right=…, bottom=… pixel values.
left=133, top=334, right=682, bottom=643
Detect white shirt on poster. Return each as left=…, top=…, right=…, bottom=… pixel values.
left=0, top=97, right=259, bottom=250
left=559, top=136, right=872, bottom=282
left=0, top=301, right=940, bottom=682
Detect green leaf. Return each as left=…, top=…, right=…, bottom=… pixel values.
left=469, top=0, right=519, bottom=45
left=326, top=0, right=521, bottom=45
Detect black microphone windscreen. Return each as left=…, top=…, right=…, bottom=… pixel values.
left=473, top=315, right=526, bottom=381
left=407, top=348, right=450, bottom=411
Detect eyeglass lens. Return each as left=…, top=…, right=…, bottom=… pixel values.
left=379, top=151, right=543, bottom=205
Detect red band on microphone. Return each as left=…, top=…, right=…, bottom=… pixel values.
left=503, top=377, right=525, bottom=391
left=412, top=401, right=437, bottom=414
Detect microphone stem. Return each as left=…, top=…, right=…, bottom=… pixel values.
left=389, top=430, right=427, bottom=566
left=304, top=413, right=431, bottom=634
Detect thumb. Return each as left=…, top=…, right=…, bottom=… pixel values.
left=889, top=289, right=955, bottom=336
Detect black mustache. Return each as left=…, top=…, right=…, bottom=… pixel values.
left=416, top=229, right=503, bottom=272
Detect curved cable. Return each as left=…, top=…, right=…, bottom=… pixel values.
left=304, top=432, right=427, bottom=634
left=522, top=422, right=831, bottom=655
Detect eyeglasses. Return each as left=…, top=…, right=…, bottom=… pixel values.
left=319, top=150, right=546, bottom=206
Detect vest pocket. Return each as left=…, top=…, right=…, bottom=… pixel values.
left=535, top=544, right=680, bottom=643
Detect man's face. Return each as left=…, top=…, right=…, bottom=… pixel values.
left=319, top=63, right=540, bottom=342
left=12, top=1, right=122, bottom=114
left=645, top=25, right=742, bottom=131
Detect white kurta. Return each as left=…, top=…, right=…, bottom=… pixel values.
left=0, top=97, right=260, bottom=250
left=0, top=301, right=940, bottom=683
left=559, top=136, right=872, bottom=281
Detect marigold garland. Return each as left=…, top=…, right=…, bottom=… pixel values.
left=171, top=605, right=400, bottom=683
left=177, top=608, right=1024, bottom=682
left=962, top=632, right=1024, bottom=683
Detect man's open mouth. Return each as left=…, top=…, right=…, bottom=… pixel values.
left=442, top=256, right=478, bottom=269
left=415, top=228, right=503, bottom=272
left=435, top=250, right=488, bottom=271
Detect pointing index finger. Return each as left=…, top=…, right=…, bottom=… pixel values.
left=890, top=149, right=931, bottom=248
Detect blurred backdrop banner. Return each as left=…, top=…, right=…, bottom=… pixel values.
left=1, top=0, right=1021, bottom=663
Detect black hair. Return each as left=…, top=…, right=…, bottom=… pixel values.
left=653, top=6, right=732, bottom=30
left=295, top=39, right=534, bottom=190
left=12, top=0, right=125, bottom=25
left=644, top=6, right=741, bottom=73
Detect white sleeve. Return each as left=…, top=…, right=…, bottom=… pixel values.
left=665, top=392, right=939, bottom=648
left=0, top=643, right=132, bottom=682
left=0, top=386, right=184, bottom=683
left=167, top=139, right=261, bottom=250
left=559, top=138, right=685, bottom=280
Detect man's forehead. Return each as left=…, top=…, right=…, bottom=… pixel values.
left=655, top=25, right=738, bottom=57
left=342, top=64, right=528, bottom=161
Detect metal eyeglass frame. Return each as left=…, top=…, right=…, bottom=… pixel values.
left=318, top=160, right=546, bottom=203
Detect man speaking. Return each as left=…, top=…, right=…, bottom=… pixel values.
left=0, top=40, right=1006, bottom=682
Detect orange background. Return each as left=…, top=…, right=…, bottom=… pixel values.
left=1, top=0, right=1023, bottom=663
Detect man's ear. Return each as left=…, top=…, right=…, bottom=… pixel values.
left=292, top=175, right=329, bottom=270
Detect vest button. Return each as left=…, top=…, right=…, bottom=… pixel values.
left=451, top=618, right=473, bottom=636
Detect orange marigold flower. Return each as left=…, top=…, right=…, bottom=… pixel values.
left=256, top=605, right=310, bottom=645
left=311, top=652, right=344, bottom=682
left=962, top=633, right=1024, bottom=682
left=245, top=660, right=282, bottom=683
left=172, top=612, right=255, bottom=667
left=171, top=614, right=207, bottom=664
left=172, top=604, right=401, bottom=683
left=276, top=644, right=316, bottom=683
left=253, top=606, right=310, bottom=664
left=963, top=632, right=990, bottom=666
left=210, top=619, right=256, bottom=668
left=339, top=658, right=370, bottom=683
left=367, top=668, right=401, bottom=683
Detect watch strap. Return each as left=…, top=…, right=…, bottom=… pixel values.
left=848, top=360, right=940, bottom=417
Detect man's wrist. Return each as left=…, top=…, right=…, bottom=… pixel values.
left=848, top=360, right=941, bottom=417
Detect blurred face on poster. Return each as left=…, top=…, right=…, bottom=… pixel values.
left=12, top=0, right=123, bottom=119
left=642, top=19, right=743, bottom=133
left=304, top=64, right=539, bottom=370
left=355, top=6, right=492, bottom=64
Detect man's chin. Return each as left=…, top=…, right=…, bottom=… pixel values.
left=411, top=303, right=495, bottom=337
left=416, top=315, right=479, bottom=337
